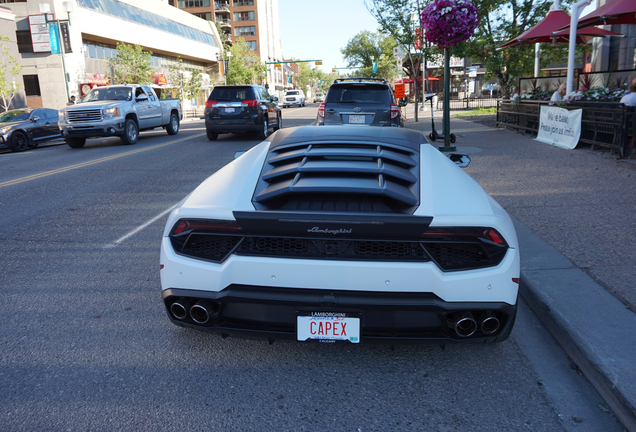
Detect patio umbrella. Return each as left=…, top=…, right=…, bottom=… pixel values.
left=566, top=0, right=636, bottom=29
left=498, top=9, right=621, bottom=49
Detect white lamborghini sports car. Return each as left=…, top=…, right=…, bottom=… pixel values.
left=160, top=126, right=520, bottom=344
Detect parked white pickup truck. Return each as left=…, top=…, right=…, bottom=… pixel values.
left=58, top=84, right=182, bottom=148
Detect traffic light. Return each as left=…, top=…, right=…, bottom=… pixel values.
left=332, top=68, right=337, bottom=73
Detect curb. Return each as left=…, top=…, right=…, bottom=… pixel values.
left=512, top=216, right=636, bottom=432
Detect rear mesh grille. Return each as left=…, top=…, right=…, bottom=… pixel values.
left=171, top=234, right=507, bottom=270
left=253, top=142, right=419, bottom=213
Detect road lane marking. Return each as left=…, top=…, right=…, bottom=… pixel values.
left=104, top=203, right=178, bottom=248
left=0, top=133, right=204, bottom=189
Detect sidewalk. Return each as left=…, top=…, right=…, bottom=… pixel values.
left=402, top=103, right=636, bottom=431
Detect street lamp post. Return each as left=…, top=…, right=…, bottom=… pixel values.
left=39, top=2, right=73, bottom=103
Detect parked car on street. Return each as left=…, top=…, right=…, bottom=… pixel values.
left=0, top=108, right=61, bottom=152
left=317, top=78, right=404, bottom=127
left=58, top=84, right=182, bottom=148
left=160, top=126, right=520, bottom=345
left=204, top=84, right=282, bottom=140
left=282, top=89, right=305, bottom=108
left=313, top=92, right=325, bottom=103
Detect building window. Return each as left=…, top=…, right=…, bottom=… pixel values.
left=234, top=11, right=254, bottom=21
left=177, top=0, right=211, bottom=7
left=245, top=40, right=257, bottom=50
left=23, top=75, right=41, bottom=96
left=233, top=0, right=254, bottom=6
left=234, top=26, right=255, bottom=37
left=192, top=12, right=212, bottom=20
left=16, top=30, right=33, bottom=53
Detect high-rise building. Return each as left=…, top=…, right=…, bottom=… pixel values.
left=170, top=0, right=285, bottom=95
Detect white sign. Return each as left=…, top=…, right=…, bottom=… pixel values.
left=397, top=58, right=402, bottom=68
left=426, top=56, right=465, bottom=69
left=29, top=14, right=54, bottom=53
left=535, top=106, right=582, bottom=150
left=468, top=67, right=477, bottom=78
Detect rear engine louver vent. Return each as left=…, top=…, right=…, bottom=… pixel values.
left=253, top=142, right=419, bottom=213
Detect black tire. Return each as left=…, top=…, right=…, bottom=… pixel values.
left=450, top=134, right=456, bottom=144
left=206, top=129, right=218, bottom=141
left=10, top=131, right=29, bottom=152
left=166, top=113, right=179, bottom=135
left=120, top=119, right=138, bottom=145
left=273, top=114, right=282, bottom=131
left=429, top=132, right=437, bottom=142
left=66, top=137, right=86, bottom=148
left=257, top=117, right=269, bottom=140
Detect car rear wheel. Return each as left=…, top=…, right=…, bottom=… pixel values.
left=166, top=113, right=179, bottom=135
left=273, top=114, right=282, bottom=131
left=120, top=119, right=138, bottom=145
left=206, top=129, right=218, bottom=141
left=66, top=137, right=86, bottom=148
left=257, top=117, right=269, bottom=139
left=10, top=131, right=28, bottom=152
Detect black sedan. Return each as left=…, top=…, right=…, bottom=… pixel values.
left=0, top=108, right=61, bottom=152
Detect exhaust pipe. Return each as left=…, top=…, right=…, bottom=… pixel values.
left=448, top=311, right=477, bottom=337
left=170, top=298, right=190, bottom=320
left=190, top=300, right=219, bottom=324
left=478, top=311, right=500, bottom=335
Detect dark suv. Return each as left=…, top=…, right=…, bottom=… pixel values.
left=316, top=78, right=403, bottom=127
left=205, top=85, right=282, bottom=140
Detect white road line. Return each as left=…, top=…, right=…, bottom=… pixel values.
left=104, top=204, right=177, bottom=248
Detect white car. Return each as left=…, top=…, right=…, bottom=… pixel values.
left=282, top=90, right=305, bottom=108
left=160, top=126, right=520, bottom=345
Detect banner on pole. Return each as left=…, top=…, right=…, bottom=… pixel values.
left=535, top=106, right=582, bottom=150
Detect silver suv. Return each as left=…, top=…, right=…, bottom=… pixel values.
left=316, top=78, right=403, bottom=127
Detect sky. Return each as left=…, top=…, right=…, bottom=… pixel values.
left=277, top=0, right=381, bottom=74
left=276, top=0, right=599, bottom=74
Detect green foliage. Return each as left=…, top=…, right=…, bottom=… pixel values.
left=340, top=30, right=398, bottom=80
left=294, top=61, right=332, bottom=92
left=108, top=43, right=153, bottom=85
left=226, top=38, right=266, bottom=85
left=167, top=57, right=204, bottom=102
left=0, top=36, right=23, bottom=111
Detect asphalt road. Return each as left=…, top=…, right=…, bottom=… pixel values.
left=0, top=109, right=624, bottom=431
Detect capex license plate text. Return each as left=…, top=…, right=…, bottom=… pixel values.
left=297, top=312, right=360, bottom=343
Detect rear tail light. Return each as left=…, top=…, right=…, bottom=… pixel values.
left=205, top=100, right=218, bottom=108
left=390, top=103, right=400, bottom=119
left=172, top=219, right=242, bottom=235
left=241, top=99, right=259, bottom=107
left=421, top=227, right=507, bottom=245
left=318, top=102, right=326, bottom=118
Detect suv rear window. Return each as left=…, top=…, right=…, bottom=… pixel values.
left=209, top=86, right=256, bottom=102
left=286, top=91, right=299, bottom=96
left=326, top=84, right=391, bottom=104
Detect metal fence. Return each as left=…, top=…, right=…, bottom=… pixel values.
left=518, top=69, right=636, bottom=94
left=430, top=96, right=500, bottom=111
left=497, top=100, right=635, bottom=157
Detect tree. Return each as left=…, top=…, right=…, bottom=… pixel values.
left=294, top=61, right=332, bottom=93
left=108, top=43, right=153, bottom=85
left=340, top=30, right=398, bottom=81
left=167, top=57, right=204, bottom=102
left=0, top=36, right=23, bottom=112
left=226, top=38, right=266, bottom=85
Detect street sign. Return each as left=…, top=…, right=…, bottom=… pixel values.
left=395, top=83, right=405, bottom=99
left=274, top=63, right=282, bottom=68
left=468, top=66, right=477, bottom=78
left=397, top=58, right=402, bottom=68
left=315, top=61, right=322, bottom=65
left=332, top=68, right=337, bottom=73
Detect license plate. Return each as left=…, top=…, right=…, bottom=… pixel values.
left=297, top=313, right=360, bottom=343
left=224, top=108, right=235, bottom=113
left=349, top=115, right=365, bottom=124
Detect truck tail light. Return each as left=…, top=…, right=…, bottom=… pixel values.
left=205, top=100, right=218, bottom=108
left=390, top=103, right=400, bottom=119
left=318, top=102, right=326, bottom=118
left=241, top=100, right=259, bottom=107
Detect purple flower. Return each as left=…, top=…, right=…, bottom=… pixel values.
left=421, top=0, right=479, bottom=49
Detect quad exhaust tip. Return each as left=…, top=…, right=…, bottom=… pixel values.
left=478, top=311, right=501, bottom=335
left=448, top=311, right=501, bottom=337
left=189, top=300, right=219, bottom=324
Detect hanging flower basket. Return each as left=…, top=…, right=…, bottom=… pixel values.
left=421, top=0, right=479, bottom=50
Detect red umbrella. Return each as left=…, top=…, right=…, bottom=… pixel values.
left=499, top=9, right=620, bottom=49
left=570, top=0, right=636, bottom=28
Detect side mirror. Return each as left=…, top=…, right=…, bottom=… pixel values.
left=31, top=116, right=40, bottom=122
left=447, top=153, right=471, bottom=168
left=272, top=96, right=279, bottom=102
left=136, top=94, right=148, bottom=102
left=398, top=99, right=408, bottom=107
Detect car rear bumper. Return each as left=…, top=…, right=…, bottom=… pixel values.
left=162, top=285, right=517, bottom=344
left=206, top=118, right=261, bottom=133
